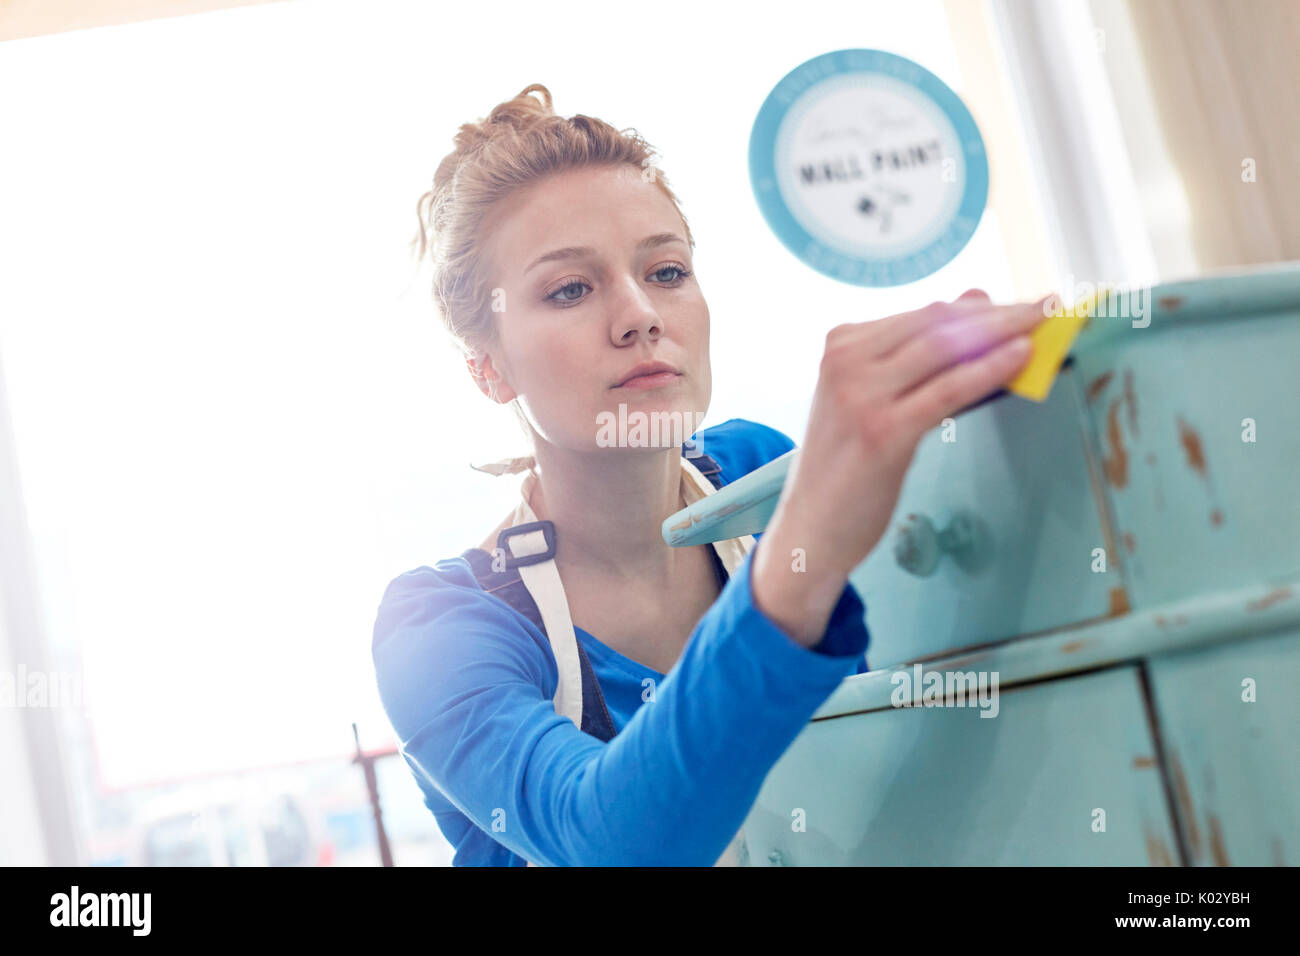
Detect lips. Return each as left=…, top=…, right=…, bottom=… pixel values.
left=612, top=361, right=682, bottom=388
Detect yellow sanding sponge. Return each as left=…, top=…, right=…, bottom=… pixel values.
left=1007, top=289, right=1102, bottom=401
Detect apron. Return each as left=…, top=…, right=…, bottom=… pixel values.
left=471, top=448, right=755, bottom=867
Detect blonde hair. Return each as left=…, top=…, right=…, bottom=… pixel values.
left=411, top=83, right=695, bottom=404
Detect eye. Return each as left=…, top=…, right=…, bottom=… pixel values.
left=545, top=279, right=592, bottom=305
left=650, top=263, right=692, bottom=285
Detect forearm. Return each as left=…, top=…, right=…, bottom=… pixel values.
left=749, top=502, right=856, bottom=648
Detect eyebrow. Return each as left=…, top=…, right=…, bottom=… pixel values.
left=522, top=232, right=687, bottom=276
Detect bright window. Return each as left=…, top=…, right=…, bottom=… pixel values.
left=0, top=0, right=1099, bottom=863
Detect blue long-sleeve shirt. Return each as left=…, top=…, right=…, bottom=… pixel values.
left=371, top=418, right=871, bottom=866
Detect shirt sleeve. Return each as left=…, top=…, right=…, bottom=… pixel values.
left=372, top=537, right=869, bottom=867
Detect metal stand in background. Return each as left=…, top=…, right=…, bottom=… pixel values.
left=352, top=723, right=395, bottom=867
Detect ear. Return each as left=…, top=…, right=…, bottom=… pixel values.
left=465, top=351, right=518, bottom=404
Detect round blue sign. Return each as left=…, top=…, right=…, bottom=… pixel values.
left=749, top=49, right=989, bottom=287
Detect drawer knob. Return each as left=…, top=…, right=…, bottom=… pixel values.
left=893, top=510, right=992, bottom=576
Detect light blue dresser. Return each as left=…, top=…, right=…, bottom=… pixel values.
left=664, top=262, right=1300, bottom=865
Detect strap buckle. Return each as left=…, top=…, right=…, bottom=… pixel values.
left=496, top=520, right=557, bottom=570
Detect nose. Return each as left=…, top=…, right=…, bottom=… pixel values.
left=609, top=277, right=663, bottom=344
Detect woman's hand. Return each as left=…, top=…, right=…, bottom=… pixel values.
left=751, top=288, right=1046, bottom=647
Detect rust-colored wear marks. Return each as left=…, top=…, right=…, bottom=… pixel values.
left=1122, top=532, right=1136, bottom=552
left=1158, top=295, right=1184, bottom=311
left=1207, top=815, right=1231, bottom=866
left=1169, top=751, right=1201, bottom=859
left=1086, top=370, right=1114, bottom=402
left=1123, top=369, right=1138, bottom=436
left=1108, top=587, right=1130, bottom=616
left=1210, top=508, right=1223, bottom=527
left=1102, top=398, right=1129, bottom=488
left=1061, top=639, right=1089, bottom=654
left=1247, top=586, right=1294, bottom=612
left=1133, top=755, right=1155, bottom=769
left=1145, top=831, right=1175, bottom=867
left=937, top=654, right=987, bottom=671
left=1177, top=416, right=1208, bottom=478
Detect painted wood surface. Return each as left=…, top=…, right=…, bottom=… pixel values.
left=1145, top=626, right=1300, bottom=866
left=743, top=666, right=1178, bottom=865
left=846, top=364, right=1119, bottom=667
left=659, top=263, right=1300, bottom=864
left=1071, top=266, right=1300, bottom=610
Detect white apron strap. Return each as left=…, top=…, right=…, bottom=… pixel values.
left=510, top=469, right=585, bottom=731
left=488, top=454, right=752, bottom=867
left=681, top=453, right=757, bottom=573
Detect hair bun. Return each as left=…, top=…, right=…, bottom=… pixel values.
left=452, top=84, right=554, bottom=154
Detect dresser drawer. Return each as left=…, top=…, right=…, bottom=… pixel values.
left=1145, top=625, right=1300, bottom=866
left=1071, top=264, right=1300, bottom=609
left=742, top=665, right=1175, bottom=865
left=846, top=363, right=1120, bottom=667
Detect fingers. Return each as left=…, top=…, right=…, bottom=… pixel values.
left=877, top=300, right=1047, bottom=397
left=893, top=333, right=1034, bottom=433
left=862, top=293, right=992, bottom=359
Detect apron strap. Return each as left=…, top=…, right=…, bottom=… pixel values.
left=682, top=453, right=757, bottom=576
left=500, top=469, right=586, bottom=732
left=482, top=448, right=753, bottom=867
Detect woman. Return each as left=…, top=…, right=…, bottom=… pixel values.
left=371, top=83, right=1042, bottom=866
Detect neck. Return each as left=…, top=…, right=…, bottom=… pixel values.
left=527, top=439, right=687, bottom=586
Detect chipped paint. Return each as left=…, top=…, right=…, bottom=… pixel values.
left=1122, top=532, right=1136, bottom=552
left=1158, top=295, right=1184, bottom=311
left=1123, top=369, right=1138, bottom=436
left=1108, top=588, right=1130, bottom=616
left=668, top=512, right=705, bottom=533
left=1246, top=586, right=1294, bottom=612
left=1133, top=755, right=1156, bottom=769
left=1207, top=815, right=1231, bottom=866
left=1085, top=370, right=1114, bottom=402
left=714, top=500, right=750, bottom=520
left=1102, top=398, right=1129, bottom=488
left=1210, top=508, right=1223, bottom=527
left=1176, top=416, right=1208, bottom=478
left=1168, top=751, right=1202, bottom=860
left=1144, top=830, right=1175, bottom=866
left=1078, top=396, right=1124, bottom=587
left=1060, top=639, right=1090, bottom=654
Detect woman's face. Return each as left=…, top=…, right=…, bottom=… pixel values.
left=474, top=163, right=710, bottom=452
